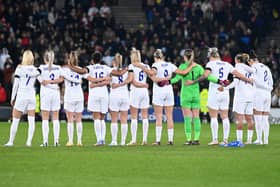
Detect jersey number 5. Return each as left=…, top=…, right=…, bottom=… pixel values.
left=218, top=67, right=224, bottom=79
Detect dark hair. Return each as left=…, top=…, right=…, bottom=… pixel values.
left=184, top=49, right=194, bottom=60
left=92, top=51, right=102, bottom=63
left=153, top=49, right=163, bottom=59
left=249, top=50, right=257, bottom=59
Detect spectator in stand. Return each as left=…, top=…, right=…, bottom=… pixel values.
left=88, top=1, right=99, bottom=22
left=100, top=2, right=111, bottom=18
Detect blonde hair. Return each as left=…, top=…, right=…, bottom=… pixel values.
left=22, top=50, right=34, bottom=65
left=153, top=49, right=163, bottom=59
left=44, top=50, right=55, bottom=71
left=207, top=47, right=220, bottom=58
left=68, top=51, right=78, bottom=66
left=130, top=48, right=141, bottom=64
left=114, top=53, right=123, bottom=70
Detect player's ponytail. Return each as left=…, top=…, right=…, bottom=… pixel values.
left=241, top=53, right=250, bottom=65
left=115, top=53, right=123, bottom=70
left=130, top=48, right=141, bottom=64
left=69, top=51, right=78, bottom=66
left=44, top=50, right=55, bottom=72
left=184, top=49, right=194, bottom=62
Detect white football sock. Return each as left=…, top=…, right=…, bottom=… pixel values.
left=67, top=122, right=74, bottom=144
left=76, top=122, right=83, bottom=144
left=263, top=115, right=269, bottom=144
left=8, top=118, right=20, bottom=144
left=130, top=119, right=138, bottom=142
left=156, top=126, right=162, bottom=142
left=254, top=115, right=262, bottom=142
left=42, top=120, right=49, bottom=144
left=121, top=124, right=128, bottom=145
left=111, top=123, right=118, bottom=143
left=142, top=119, right=149, bottom=142
left=27, top=116, right=35, bottom=145
left=210, top=118, right=218, bottom=141
left=94, top=119, right=101, bottom=142
left=101, top=120, right=106, bottom=141
left=247, top=130, right=253, bottom=142
left=53, top=120, right=60, bottom=143
left=168, top=128, right=174, bottom=142
left=236, top=130, right=243, bottom=142
left=222, top=118, right=230, bottom=140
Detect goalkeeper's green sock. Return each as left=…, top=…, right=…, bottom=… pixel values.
left=184, top=117, right=192, bottom=141
left=193, top=117, right=201, bottom=141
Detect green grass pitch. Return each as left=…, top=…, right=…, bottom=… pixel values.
left=0, top=121, right=279, bottom=187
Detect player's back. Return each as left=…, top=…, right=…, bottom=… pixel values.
left=129, top=63, right=149, bottom=90
left=111, top=71, right=128, bottom=93
left=62, top=67, right=83, bottom=102
left=87, top=64, right=112, bottom=95
left=206, top=60, right=234, bottom=92
left=15, top=65, right=38, bottom=97
left=39, top=64, right=61, bottom=90
left=234, top=63, right=255, bottom=102
left=152, top=60, right=177, bottom=92
left=252, top=62, right=273, bottom=92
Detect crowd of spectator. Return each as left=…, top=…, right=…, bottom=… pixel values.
left=0, top=0, right=279, bottom=106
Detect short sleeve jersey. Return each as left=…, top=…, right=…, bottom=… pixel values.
left=86, top=64, right=113, bottom=96
left=128, top=63, right=150, bottom=90
left=38, top=64, right=61, bottom=90
left=152, top=60, right=177, bottom=93
left=233, top=63, right=256, bottom=102
left=62, top=67, right=85, bottom=102
left=206, top=60, right=234, bottom=92
left=251, top=63, right=273, bottom=92
left=14, top=65, right=38, bottom=97
left=111, top=70, right=129, bottom=93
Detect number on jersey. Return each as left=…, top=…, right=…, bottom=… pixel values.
left=139, top=71, right=144, bottom=81
left=218, top=67, right=224, bottom=79
left=70, top=74, right=79, bottom=87
left=25, top=74, right=31, bottom=86
left=118, top=75, right=123, bottom=83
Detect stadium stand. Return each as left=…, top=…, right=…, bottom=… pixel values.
left=0, top=0, right=279, bottom=106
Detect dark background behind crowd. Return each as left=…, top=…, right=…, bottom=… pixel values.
left=0, top=0, right=280, bottom=107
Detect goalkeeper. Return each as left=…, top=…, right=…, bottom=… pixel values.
left=170, top=49, right=225, bottom=145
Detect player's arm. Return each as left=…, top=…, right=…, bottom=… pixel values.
left=10, top=75, right=20, bottom=106
left=111, top=68, right=128, bottom=76
left=129, top=69, right=148, bottom=88
left=134, top=63, right=156, bottom=76
left=174, top=62, right=196, bottom=75
left=112, top=72, right=133, bottom=89
left=86, top=75, right=110, bottom=83
left=231, top=69, right=253, bottom=84
left=218, top=78, right=238, bottom=92
left=70, top=65, right=88, bottom=74
left=132, top=79, right=149, bottom=88
left=89, top=79, right=111, bottom=88
left=185, top=68, right=211, bottom=85
left=170, top=64, right=184, bottom=84
left=46, top=76, right=64, bottom=84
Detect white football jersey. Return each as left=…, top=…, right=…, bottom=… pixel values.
left=110, top=70, right=128, bottom=93
left=62, top=67, right=85, bottom=102
left=128, top=63, right=149, bottom=90
left=251, top=62, right=273, bottom=92
left=38, top=64, right=61, bottom=90
left=206, top=60, right=235, bottom=92
left=152, top=60, right=177, bottom=92
left=13, top=65, right=39, bottom=98
left=226, top=63, right=256, bottom=102
left=86, top=64, right=112, bottom=96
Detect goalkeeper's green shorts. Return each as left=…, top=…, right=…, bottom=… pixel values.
left=180, top=95, right=200, bottom=109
